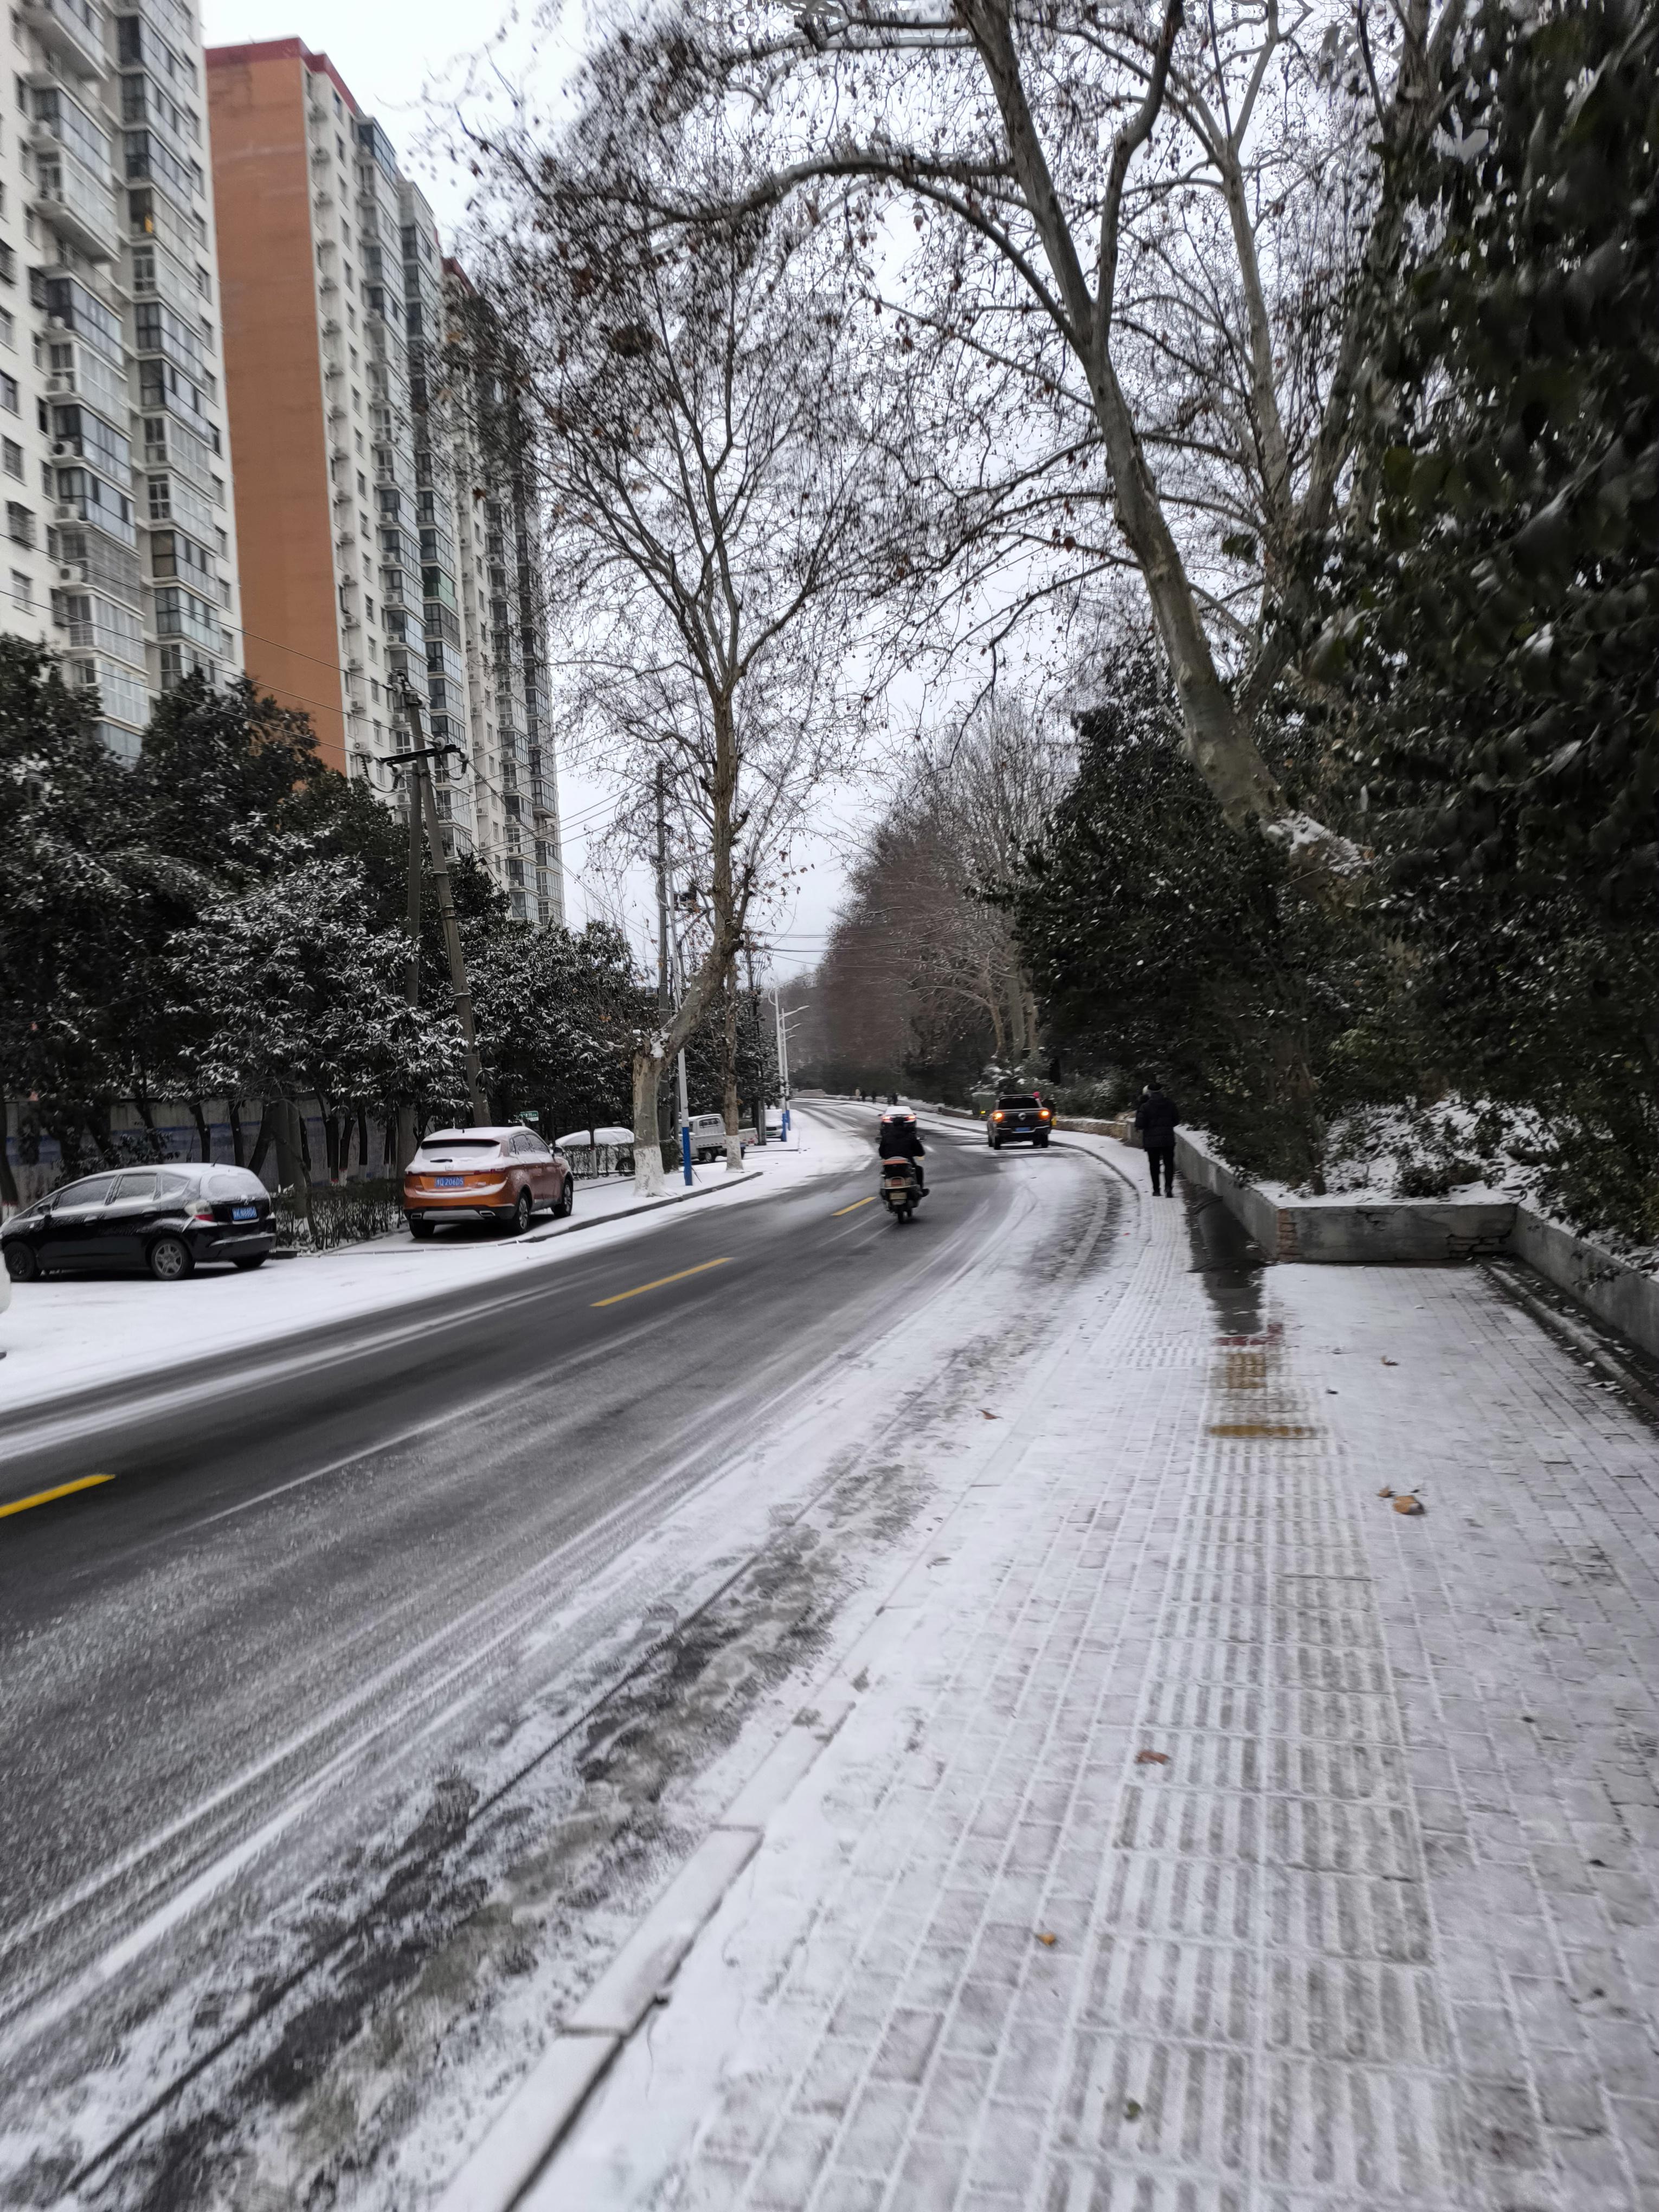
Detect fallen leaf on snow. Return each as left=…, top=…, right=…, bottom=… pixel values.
left=1392, top=1494, right=1425, bottom=1515
left=981, top=1410, right=999, bottom=1419
left=1134, top=1749, right=1170, bottom=1765
left=1034, top=1931, right=1057, bottom=1946
left=1378, top=1487, right=1393, bottom=1498
left=1381, top=1357, right=1399, bottom=1366
left=1124, top=2099, right=1143, bottom=2121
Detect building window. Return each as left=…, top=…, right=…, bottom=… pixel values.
left=5, top=501, right=32, bottom=546
left=10, top=569, right=29, bottom=608
left=2, top=439, right=20, bottom=479
left=0, top=371, right=16, bottom=413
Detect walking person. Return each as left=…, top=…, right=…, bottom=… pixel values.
left=1134, top=1080, right=1180, bottom=1196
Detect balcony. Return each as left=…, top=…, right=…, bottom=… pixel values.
left=33, top=149, right=118, bottom=258
left=140, top=412, right=214, bottom=492
left=20, top=0, right=104, bottom=78
left=56, top=465, right=137, bottom=548
left=54, top=586, right=146, bottom=667
left=32, top=87, right=112, bottom=180
left=138, top=355, right=213, bottom=432
left=66, top=648, right=150, bottom=729
left=52, top=521, right=142, bottom=605
left=134, top=0, right=194, bottom=61
left=145, top=467, right=214, bottom=538
left=130, top=226, right=196, bottom=309
left=40, top=271, right=124, bottom=365
left=46, top=337, right=128, bottom=421
left=51, top=401, right=132, bottom=477
left=133, top=297, right=206, bottom=378
left=154, top=581, right=217, bottom=648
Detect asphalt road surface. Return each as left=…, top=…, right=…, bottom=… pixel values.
left=0, top=1105, right=1131, bottom=2211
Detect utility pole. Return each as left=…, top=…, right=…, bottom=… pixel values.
left=654, top=763, right=670, bottom=1020
left=743, top=940, right=764, bottom=1148
left=396, top=679, right=490, bottom=1129
left=773, top=982, right=791, bottom=1141
left=653, top=761, right=673, bottom=1172
left=669, top=893, right=693, bottom=1187
left=393, top=735, right=425, bottom=1174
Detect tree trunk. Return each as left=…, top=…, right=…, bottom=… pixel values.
left=0, top=1098, right=18, bottom=1210
left=393, top=1104, right=417, bottom=1176
left=323, top=1110, right=341, bottom=1184
left=632, top=1048, right=667, bottom=1198
left=88, top=1102, right=118, bottom=1166
left=961, top=0, right=1359, bottom=893
left=358, top=1105, right=371, bottom=1179
left=228, top=1098, right=246, bottom=1168
left=721, top=959, right=744, bottom=1171
left=188, top=1096, right=211, bottom=1162
left=273, top=1098, right=306, bottom=1210
left=249, top=1104, right=274, bottom=1178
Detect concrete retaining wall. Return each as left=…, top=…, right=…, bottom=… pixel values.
left=1508, top=1208, right=1659, bottom=1359
left=1160, top=1124, right=1658, bottom=1358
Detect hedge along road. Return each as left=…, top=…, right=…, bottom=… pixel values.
left=0, top=1103, right=1125, bottom=2209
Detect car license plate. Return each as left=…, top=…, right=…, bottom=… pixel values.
left=435, top=1175, right=464, bottom=1188
left=232, top=1205, right=259, bottom=1220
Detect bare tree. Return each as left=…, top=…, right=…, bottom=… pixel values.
left=815, top=698, right=1066, bottom=1088
left=551, top=0, right=1464, bottom=894
left=458, top=148, right=911, bottom=1189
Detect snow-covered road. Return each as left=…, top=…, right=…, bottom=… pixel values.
left=0, top=1104, right=1125, bottom=2210
left=0, top=1113, right=865, bottom=1429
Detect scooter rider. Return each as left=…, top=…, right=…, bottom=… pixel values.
left=879, top=1107, right=927, bottom=1195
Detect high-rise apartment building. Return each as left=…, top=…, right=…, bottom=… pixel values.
left=205, top=38, right=562, bottom=924
left=0, top=0, right=242, bottom=757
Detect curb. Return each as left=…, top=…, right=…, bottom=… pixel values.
left=1481, top=1256, right=1659, bottom=1424
left=522, top=1168, right=761, bottom=1243
left=433, top=1697, right=854, bottom=2212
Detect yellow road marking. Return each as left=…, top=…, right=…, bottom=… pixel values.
left=832, top=1196, right=876, bottom=1216
left=0, top=1474, right=114, bottom=1519
left=593, top=1257, right=732, bottom=1308
left=1207, top=1424, right=1316, bottom=1439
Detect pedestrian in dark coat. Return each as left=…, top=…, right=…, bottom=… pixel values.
left=1133, top=1083, right=1180, bottom=1196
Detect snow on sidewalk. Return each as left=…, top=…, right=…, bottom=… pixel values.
left=0, top=1110, right=869, bottom=1419
left=533, top=1140, right=1659, bottom=2212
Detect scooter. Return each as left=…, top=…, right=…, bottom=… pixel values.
left=879, top=1158, right=924, bottom=1224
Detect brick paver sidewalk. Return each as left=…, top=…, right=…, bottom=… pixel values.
left=532, top=1142, right=1659, bottom=2212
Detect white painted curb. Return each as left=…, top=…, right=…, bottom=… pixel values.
left=434, top=1697, right=854, bottom=2212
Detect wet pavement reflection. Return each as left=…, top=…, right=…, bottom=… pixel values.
left=1180, top=1181, right=1265, bottom=1335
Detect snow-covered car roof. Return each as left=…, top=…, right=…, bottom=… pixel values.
left=419, top=1127, right=547, bottom=1144
left=555, top=1126, right=635, bottom=1147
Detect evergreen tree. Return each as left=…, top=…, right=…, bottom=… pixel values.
left=1308, top=0, right=1658, bottom=1233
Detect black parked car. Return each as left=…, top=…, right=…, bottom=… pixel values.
left=987, top=1095, right=1054, bottom=1149
left=2, top=1164, right=277, bottom=1282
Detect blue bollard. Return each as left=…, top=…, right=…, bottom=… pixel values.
left=681, top=1124, right=693, bottom=1184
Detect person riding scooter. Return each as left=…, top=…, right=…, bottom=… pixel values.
left=878, top=1108, right=927, bottom=1195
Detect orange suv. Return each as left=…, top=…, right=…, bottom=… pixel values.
left=404, top=1126, right=575, bottom=1239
